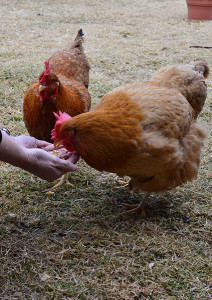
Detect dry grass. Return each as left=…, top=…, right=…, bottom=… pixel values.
left=0, top=0, right=211, bottom=299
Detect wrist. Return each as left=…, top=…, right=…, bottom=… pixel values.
left=1, top=127, right=10, bottom=136
left=17, top=147, right=31, bottom=170
left=0, top=127, right=10, bottom=144
left=0, top=131, right=29, bottom=168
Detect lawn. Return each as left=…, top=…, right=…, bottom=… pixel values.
left=0, top=0, right=211, bottom=299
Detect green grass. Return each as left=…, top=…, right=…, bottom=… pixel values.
left=0, top=0, right=211, bottom=299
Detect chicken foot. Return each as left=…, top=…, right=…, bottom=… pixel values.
left=113, top=179, right=129, bottom=190
left=52, top=172, right=73, bottom=189
left=121, top=193, right=150, bottom=216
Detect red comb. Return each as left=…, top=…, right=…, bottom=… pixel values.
left=51, top=111, right=72, bottom=141
left=44, top=60, right=50, bottom=74
left=40, top=60, right=50, bottom=84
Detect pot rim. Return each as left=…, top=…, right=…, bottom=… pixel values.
left=186, top=0, right=212, bottom=5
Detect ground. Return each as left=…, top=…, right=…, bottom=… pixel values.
left=0, top=0, right=211, bottom=299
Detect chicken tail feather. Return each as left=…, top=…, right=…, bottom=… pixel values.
left=190, top=58, right=209, bottom=78
left=78, top=29, right=84, bottom=37
left=70, top=29, right=85, bottom=49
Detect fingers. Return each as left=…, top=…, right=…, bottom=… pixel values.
left=42, top=144, right=55, bottom=151
left=58, top=153, right=79, bottom=172
left=59, top=152, right=71, bottom=159
left=66, top=163, right=77, bottom=172
left=36, top=140, right=53, bottom=149
left=67, top=152, right=79, bottom=164
left=59, top=150, right=76, bottom=159
left=42, top=144, right=64, bottom=151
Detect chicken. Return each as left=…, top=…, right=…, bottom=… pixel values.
left=22, top=29, right=91, bottom=188
left=51, top=59, right=209, bottom=213
left=23, top=29, right=91, bottom=142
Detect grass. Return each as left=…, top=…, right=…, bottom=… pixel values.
left=0, top=0, right=211, bottom=299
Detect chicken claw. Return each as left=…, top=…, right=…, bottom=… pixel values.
left=121, top=193, right=150, bottom=216
left=113, top=180, right=129, bottom=190
left=121, top=203, right=147, bottom=216
left=52, top=173, right=73, bottom=189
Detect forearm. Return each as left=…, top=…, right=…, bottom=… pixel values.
left=0, top=131, right=29, bottom=169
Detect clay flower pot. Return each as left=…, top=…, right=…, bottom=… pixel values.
left=186, top=0, right=212, bottom=20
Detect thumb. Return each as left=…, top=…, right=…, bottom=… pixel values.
left=67, top=152, right=79, bottom=165
left=60, top=152, right=79, bottom=172
left=64, top=162, right=77, bottom=172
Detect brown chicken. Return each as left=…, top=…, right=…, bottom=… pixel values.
left=51, top=59, right=209, bottom=213
left=23, top=29, right=91, bottom=187
left=23, top=29, right=90, bottom=142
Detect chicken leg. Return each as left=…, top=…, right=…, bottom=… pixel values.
left=121, top=193, right=150, bottom=216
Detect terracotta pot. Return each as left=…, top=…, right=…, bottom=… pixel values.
left=186, top=0, right=212, bottom=20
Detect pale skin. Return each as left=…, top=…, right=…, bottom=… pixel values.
left=0, top=124, right=78, bottom=182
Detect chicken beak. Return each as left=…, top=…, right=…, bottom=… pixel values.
left=54, top=140, right=63, bottom=149
left=38, top=85, right=47, bottom=92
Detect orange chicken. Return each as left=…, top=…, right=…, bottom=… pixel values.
left=23, top=29, right=90, bottom=142
left=23, top=29, right=91, bottom=188
left=51, top=59, right=209, bottom=213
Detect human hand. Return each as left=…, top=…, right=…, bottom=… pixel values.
left=0, top=133, right=79, bottom=181
left=14, top=135, right=52, bottom=150
left=14, top=135, right=71, bottom=157
left=25, top=148, right=79, bottom=181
